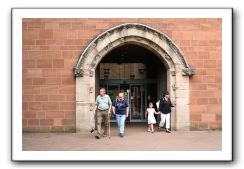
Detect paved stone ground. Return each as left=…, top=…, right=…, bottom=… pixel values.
left=23, top=123, right=222, bottom=151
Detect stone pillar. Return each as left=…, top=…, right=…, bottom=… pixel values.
left=76, top=69, right=96, bottom=132
left=168, top=69, right=177, bottom=130
left=174, top=72, right=190, bottom=131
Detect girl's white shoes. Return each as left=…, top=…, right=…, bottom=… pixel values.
left=147, top=129, right=154, bottom=133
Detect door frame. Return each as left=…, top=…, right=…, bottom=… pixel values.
left=129, top=83, right=147, bottom=122
left=100, top=81, right=149, bottom=122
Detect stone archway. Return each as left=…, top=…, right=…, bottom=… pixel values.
left=74, top=23, right=195, bottom=132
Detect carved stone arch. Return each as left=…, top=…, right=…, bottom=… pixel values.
left=75, top=23, right=195, bottom=76
left=91, top=37, right=175, bottom=70
left=74, top=23, right=195, bottom=132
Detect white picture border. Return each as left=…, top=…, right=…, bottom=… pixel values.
left=12, top=8, right=232, bottom=161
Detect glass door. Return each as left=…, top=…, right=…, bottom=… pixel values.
left=130, top=84, right=146, bottom=122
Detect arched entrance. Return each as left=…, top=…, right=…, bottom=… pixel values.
left=74, top=23, right=195, bottom=132
left=98, top=44, right=167, bottom=123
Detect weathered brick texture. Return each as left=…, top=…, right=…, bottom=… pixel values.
left=22, top=18, right=222, bottom=132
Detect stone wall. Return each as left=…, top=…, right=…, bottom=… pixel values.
left=22, top=18, right=222, bottom=132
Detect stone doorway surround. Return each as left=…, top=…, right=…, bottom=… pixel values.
left=74, top=23, right=195, bottom=132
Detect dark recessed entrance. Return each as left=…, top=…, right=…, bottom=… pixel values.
left=96, top=44, right=167, bottom=122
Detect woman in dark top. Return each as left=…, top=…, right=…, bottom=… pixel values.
left=112, top=92, right=129, bottom=138
left=158, top=91, right=175, bottom=133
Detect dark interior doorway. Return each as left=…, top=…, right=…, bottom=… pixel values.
left=96, top=44, right=167, bottom=122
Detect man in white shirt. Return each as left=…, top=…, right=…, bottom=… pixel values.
left=93, top=87, right=112, bottom=139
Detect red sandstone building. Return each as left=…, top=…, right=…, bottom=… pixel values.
left=22, top=18, right=222, bottom=132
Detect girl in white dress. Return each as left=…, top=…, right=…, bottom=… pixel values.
left=145, top=102, right=160, bottom=133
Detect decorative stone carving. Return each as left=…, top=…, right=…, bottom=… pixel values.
left=152, top=43, right=161, bottom=52
left=105, top=31, right=110, bottom=38
left=89, top=104, right=94, bottom=111
left=163, top=53, right=171, bottom=61
left=153, top=31, right=159, bottom=37
left=74, top=68, right=94, bottom=77
left=95, top=54, right=101, bottom=61
left=89, top=86, right=93, bottom=93
left=123, top=25, right=128, bottom=31
left=119, top=37, right=126, bottom=43
left=74, top=23, right=195, bottom=75
left=89, top=69, right=94, bottom=77
left=90, top=55, right=102, bottom=68
left=90, top=42, right=97, bottom=48
left=90, top=63, right=96, bottom=68
left=171, top=70, right=176, bottom=76
left=172, top=84, right=179, bottom=91
left=135, top=37, right=142, bottom=42
left=74, top=68, right=84, bottom=77
left=182, top=66, right=196, bottom=76
left=104, top=42, right=113, bottom=51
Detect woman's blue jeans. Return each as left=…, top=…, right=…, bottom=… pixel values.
left=116, top=114, right=126, bottom=134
